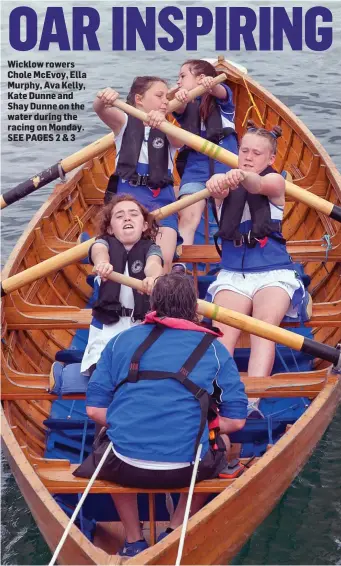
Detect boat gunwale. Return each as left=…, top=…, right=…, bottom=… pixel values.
left=124, top=373, right=341, bottom=565
left=215, top=59, right=341, bottom=194
left=1, top=374, right=340, bottom=566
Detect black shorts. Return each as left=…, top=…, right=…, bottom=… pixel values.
left=73, top=433, right=227, bottom=490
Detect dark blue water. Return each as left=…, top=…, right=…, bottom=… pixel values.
left=1, top=1, right=341, bottom=564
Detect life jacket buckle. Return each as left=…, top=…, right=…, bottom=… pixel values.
left=129, top=174, right=149, bottom=187
left=194, top=387, right=206, bottom=399
left=244, top=231, right=257, bottom=249
left=233, top=237, right=244, bottom=248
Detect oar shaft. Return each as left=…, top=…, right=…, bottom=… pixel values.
left=1, top=78, right=226, bottom=211
left=0, top=189, right=210, bottom=296
left=61, top=133, right=115, bottom=173
left=115, top=99, right=341, bottom=224
left=113, top=98, right=238, bottom=168
left=0, top=132, right=114, bottom=210
left=153, top=188, right=209, bottom=220
left=95, top=270, right=341, bottom=367
left=1, top=239, right=95, bottom=297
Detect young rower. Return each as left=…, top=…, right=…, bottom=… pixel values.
left=206, top=122, right=306, bottom=415
left=173, top=59, right=238, bottom=248
left=80, top=194, right=163, bottom=376
left=93, top=76, right=183, bottom=272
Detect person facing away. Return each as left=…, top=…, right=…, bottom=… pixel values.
left=206, top=121, right=306, bottom=392
left=93, top=76, right=184, bottom=273
left=173, top=59, right=238, bottom=247
left=80, top=194, right=163, bottom=376
left=74, top=273, right=247, bottom=557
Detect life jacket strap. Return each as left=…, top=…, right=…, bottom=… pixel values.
left=113, top=326, right=216, bottom=460
left=214, top=220, right=285, bottom=254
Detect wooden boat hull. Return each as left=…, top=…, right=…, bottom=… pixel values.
left=1, top=56, right=341, bottom=564
left=1, top=407, right=113, bottom=566
left=130, top=376, right=341, bottom=565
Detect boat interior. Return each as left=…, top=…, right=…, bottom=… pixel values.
left=1, top=58, right=341, bottom=558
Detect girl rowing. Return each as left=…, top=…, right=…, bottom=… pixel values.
left=93, top=76, right=183, bottom=273
left=206, top=122, right=306, bottom=415
left=173, top=59, right=238, bottom=247
left=80, top=194, right=163, bottom=376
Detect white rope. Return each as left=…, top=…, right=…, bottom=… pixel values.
left=175, top=444, right=202, bottom=566
left=165, top=492, right=175, bottom=519
left=48, top=440, right=113, bottom=566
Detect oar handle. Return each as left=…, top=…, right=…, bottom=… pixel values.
left=168, top=73, right=227, bottom=113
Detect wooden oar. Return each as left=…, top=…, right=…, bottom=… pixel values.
left=0, top=74, right=226, bottom=210
left=0, top=188, right=210, bottom=297
left=92, top=269, right=341, bottom=369
left=111, top=98, right=341, bottom=224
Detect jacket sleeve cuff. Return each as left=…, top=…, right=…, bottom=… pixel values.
left=219, top=400, right=248, bottom=420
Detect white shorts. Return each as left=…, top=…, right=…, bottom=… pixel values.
left=207, top=269, right=305, bottom=319
left=80, top=317, right=140, bottom=375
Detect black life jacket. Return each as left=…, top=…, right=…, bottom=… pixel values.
left=92, top=236, right=153, bottom=325
left=113, top=322, right=219, bottom=460
left=106, top=115, right=173, bottom=197
left=216, top=165, right=285, bottom=245
left=175, top=99, right=237, bottom=177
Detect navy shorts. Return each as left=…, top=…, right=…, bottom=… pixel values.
left=74, top=433, right=227, bottom=490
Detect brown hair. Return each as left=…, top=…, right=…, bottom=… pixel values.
left=150, top=273, right=199, bottom=321
left=182, top=59, right=218, bottom=122
left=245, top=119, right=282, bottom=154
left=95, top=194, right=159, bottom=241
left=126, top=76, right=168, bottom=106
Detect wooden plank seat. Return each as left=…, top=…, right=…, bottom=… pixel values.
left=23, top=238, right=341, bottom=263
left=18, top=446, right=247, bottom=545
left=34, top=462, right=237, bottom=495
left=1, top=370, right=330, bottom=401
left=20, top=444, right=250, bottom=546
left=5, top=297, right=341, bottom=330
left=179, top=242, right=341, bottom=264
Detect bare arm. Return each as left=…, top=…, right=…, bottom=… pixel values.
left=207, top=169, right=285, bottom=205
left=86, top=407, right=108, bottom=426
left=147, top=110, right=183, bottom=149
left=93, top=88, right=126, bottom=135
left=141, top=255, right=163, bottom=294
left=241, top=171, right=285, bottom=203
left=91, top=242, right=113, bottom=281
left=219, top=416, right=246, bottom=435
left=144, top=254, right=163, bottom=278
left=91, top=242, right=110, bottom=265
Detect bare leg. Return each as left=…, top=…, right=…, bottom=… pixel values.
left=178, top=200, right=206, bottom=246
left=111, top=493, right=142, bottom=542
left=156, top=227, right=178, bottom=273
left=249, top=287, right=291, bottom=377
left=169, top=493, right=208, bottom=530
left=214, top=290, right=252, bottom=356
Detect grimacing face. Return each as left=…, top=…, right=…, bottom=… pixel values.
left=238, top=133, right=275, bottom=174
left=109, top=201, right=148, bottom=245
left=135, top=81, right=169, bottom=114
